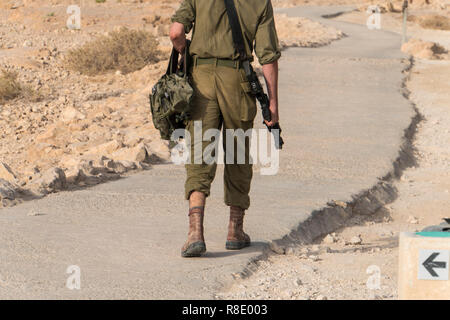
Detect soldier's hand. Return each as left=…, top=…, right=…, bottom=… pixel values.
left=264, top=104, right=279, bottom=127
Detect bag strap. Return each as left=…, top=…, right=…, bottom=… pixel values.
left=223, top=0, right=248, bottom=61
left=166, top=40, right=191, bottom=76
left=166, top=49, right=179, bottom=75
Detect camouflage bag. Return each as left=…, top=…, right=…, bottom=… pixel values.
left=149, top=42, right=193, bottom=141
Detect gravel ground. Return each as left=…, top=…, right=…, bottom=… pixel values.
left=217, top=9, right=450, bottom=301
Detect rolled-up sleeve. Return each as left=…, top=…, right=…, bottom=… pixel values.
left=254, top=0, right=281, bottom=65
left=171, top=0, right=195, bottom=34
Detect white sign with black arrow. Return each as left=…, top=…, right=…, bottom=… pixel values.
left=418, top=249, right=449, bottom=281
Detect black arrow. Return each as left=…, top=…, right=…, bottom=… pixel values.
left=423, top=252, right=447, bottom=277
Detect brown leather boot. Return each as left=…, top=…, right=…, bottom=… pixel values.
left=181, top=206, right=206, bottom=257
left=226, top=206, right=251, bottom=250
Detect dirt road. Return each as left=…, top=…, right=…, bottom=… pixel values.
left=0, top=6, right=415, bottom=299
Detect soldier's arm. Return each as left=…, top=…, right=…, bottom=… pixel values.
left=169, top=22, right=187, bottom=54
left=170, top=0, right=195, bottom=53
left=262, top=60, right=279, bottom=126
left=254, top=0, right=281, bottom=126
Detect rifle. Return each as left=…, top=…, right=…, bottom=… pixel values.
left=224, top=0, right=284, bottom=150
left=242, top=60, right=284, bottom=150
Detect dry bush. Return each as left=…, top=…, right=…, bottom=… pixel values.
left=0, top=69, right=41, bottom=104
left=63, top=28, right=161, bottom=76
left=418, top=14, right=450, bottom=30
left=0, top=69, right=22, bottom=104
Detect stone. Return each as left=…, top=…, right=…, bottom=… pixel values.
left=86, top=140, right=122, bottom=156
left=61, top=106, right=86, bottom=123
left=299, top=247, right=310, bottom=254
left=36, top=126, right=58, bottom=143
left=401, top=38, right=447, bottom=60
left=0, top=179, right=17, bottom=200
left=348, top=235, right=363, bottom=245
left=65, top=166, right=87, bottom=184
left=308, top=255, right=320, bottom=262
left=407, top=216, right=419, bottom=224
left=0, top=162, right=17, bottom=182
left=117, top=160, right=137, bottom=170
left=32, top=167, right=67, bottom=193
left=145, top=140, right=170, bottom=162
left=111, top=143, right=148, bottom=163
left=323, top=234, right=336, bottom=244
left=27, top=209, right=44, bottom=216
left=23, top=40, right=32, bottom=47
left=113, top=162, right=128, bottom=174
left=269, top=241, right=285, bottom=255
left=285, top=247, right=295, bottom=255
left=124, top=135, right=142, bottom=147
left=330, top=200, right=347, bottom=208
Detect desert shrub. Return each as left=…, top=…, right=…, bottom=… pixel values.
left=419, top=15, right=450, bottom=30
left=0, top=70, right=21, bottom=104
left=0, top=69, right=41, bottom=105
left=63, top=28, right=160, bottom=76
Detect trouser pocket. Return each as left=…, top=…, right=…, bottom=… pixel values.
left=240, top=81, right=257, bottom=122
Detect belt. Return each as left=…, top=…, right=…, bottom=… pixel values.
left=194, top=57, right=242, bottom=69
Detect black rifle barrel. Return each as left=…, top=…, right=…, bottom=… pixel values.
left=242, top=61, right=284, bottom=149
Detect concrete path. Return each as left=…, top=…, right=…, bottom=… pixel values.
left=0, top=6, right=415, bottom=299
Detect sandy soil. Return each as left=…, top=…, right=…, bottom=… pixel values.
left=217, top=7, right=450, bottom=300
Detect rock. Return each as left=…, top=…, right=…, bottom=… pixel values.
left=61, top=106, right=86, bottom=123
left=32, top=167, right=67, bottom=193
left=27, top=209, right=44, bottom=216
left=86, top=140, right=122, bottom=157
left=308, top=255, right=320, bottom=262
left=111, top=143, right=148, bottom=163
left=330, top=200, right=347, bottom=208
left=323, top=234, right=336, bottom=244
left=65, top=166, right=87, bottom=184
left=269, top=241, right=285, bottom=255
left=124, top=134, right=142, bottom=147
left=323, top=247, right=333, bottom=253
left=0, top=179, right=17, bottom=200
left=299, top=247, right=309, bottom=254
left=117, top=160, right=137, bottom=170
left=145, top=140, right=170, bottom=162
left=285, top=246, right=295, bottom=255
left=401, top=38, right=447, bottom=60
left=348, top=235, right=363, bottom=245
left=113, top=162, right=128, bottom=174
left=23, top=40, right=32, bottom=47
left=36, top=126, right=58, bottom=143
left=407, top=216, right=419, bottom=224
left=136, top=162, right=152, bottom=170
left=0, top=162, right=17, bottom=182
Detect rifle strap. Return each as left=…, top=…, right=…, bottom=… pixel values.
left=223, top=0, right=248, bottom=61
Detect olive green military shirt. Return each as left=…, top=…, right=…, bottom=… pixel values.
left=171, top=0, right=281, bottom=65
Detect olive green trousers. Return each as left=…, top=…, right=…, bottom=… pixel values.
left=184, top=60, right=257, bottom=210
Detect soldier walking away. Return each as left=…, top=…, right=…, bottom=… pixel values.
left=169, top=0, right=281, bottom=257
